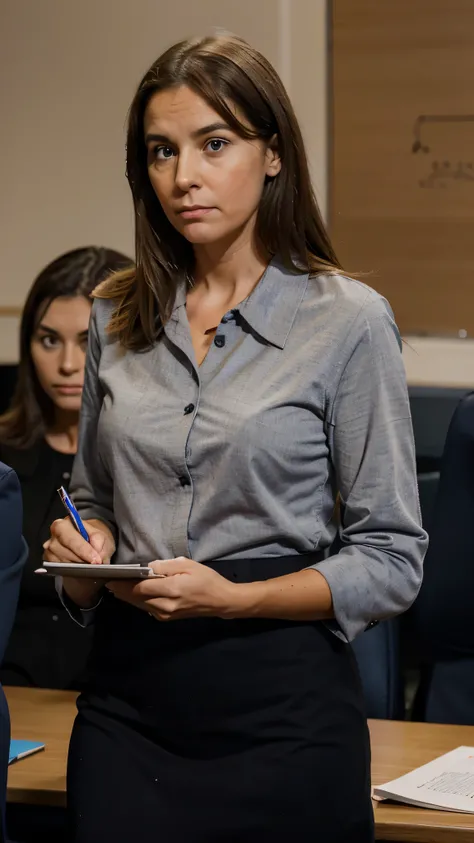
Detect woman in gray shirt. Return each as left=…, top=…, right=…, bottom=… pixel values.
left=45, top=33, right=427, bottom=843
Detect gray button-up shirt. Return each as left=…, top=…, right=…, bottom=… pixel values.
left=69, top=258, right=427, bottom=641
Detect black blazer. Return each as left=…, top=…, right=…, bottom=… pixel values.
left=0, top=462, right=27, bottom=843
left=0, top=440, right=93, bottom=690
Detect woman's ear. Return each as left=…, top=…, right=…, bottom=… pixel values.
left=265, top=135, right=282, bottom=178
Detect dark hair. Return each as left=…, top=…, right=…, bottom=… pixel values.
left=95, top=33, right=342, bottom=350
left=0, top=246, right=132, bottom=448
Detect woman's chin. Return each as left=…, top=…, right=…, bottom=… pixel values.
left=180, top=224, right=244, bottom=248
left=52, top=394, right=83, bottom=413
left=180, top=227, right=219, bottom=245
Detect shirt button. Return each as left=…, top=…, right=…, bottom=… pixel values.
left=52, top=614, right=59, bottom=622
left=221, top=311, right=235, bottom=324
left=183, top=403, right=195, bottom=415
left=62, top=472, right=70, bottom=480
left=179, top=475, right=191, bottom=487
left=214, top=335, right=226, bottom=348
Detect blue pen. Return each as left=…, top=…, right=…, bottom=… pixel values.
left=57, top=486, right=90, bottom=542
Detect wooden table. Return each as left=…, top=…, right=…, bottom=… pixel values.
left=6, top=686, right=77, bottom=807
left=6, top=687, right=474, bottom=840
left=371, top=719, right=474, bottom=841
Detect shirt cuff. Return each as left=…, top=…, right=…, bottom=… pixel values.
left=306, top=558, right=374, bottom=643
left=55, top=575, right=103, bottom=628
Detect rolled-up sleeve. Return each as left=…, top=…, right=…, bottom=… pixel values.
left=56, top=301, right=115, bottom=626
left=313, top=296, right=428, bottom=642
left=55, top=578, right=102, bottom=627
left=70, top=302, right=116, bottom=535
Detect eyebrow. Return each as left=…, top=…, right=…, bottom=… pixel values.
left=145, top=121, right=231, bottom=145
left=37, top=323, right=89, bottom=337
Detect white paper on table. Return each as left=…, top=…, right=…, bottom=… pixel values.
left=373, top=746, right=474, bottom=813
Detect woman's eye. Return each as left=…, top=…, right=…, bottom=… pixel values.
left=155, top=146, right=175, bottom=160
left=206, top=138, right=228, bottom=153
left=40, top=335, right=59, bottom=349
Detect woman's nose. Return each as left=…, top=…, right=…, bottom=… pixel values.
left=58, top=343, right=82, bottom=374
left=174, top=150, right=201, bottom=192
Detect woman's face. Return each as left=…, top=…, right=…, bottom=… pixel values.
left=30, top=295, right=92, bottom=414
left=144, top=85, right=281, bottom=248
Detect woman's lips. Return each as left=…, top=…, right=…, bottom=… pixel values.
left=179, top=207, right=214, bottom=220
left=54, top=385, right=83, bottom=395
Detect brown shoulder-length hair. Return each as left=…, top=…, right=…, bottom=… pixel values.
left=96, top=33, right=343, bottom=351
left=0, top=247, right=132, bottom=449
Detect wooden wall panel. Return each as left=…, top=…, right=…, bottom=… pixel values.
left=330, top=0, right=474, bottom=335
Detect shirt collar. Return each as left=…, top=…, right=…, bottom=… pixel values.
left=171, top=256, right=309, bottom=349
left=237, top=257, right=309, bottom=349
left=172, top=279, right=188, bottom=312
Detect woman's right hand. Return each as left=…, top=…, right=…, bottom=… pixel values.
left=43, top=517, right=116, bottom=609
left=44, top=517, right=116, bottom=565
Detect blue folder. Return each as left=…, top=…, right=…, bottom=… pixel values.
left=9, top=739, right=45, bottom=764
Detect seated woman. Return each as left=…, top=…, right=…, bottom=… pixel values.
left=0, top=247, right=131, bottom=690
left=0, top=461, right=26, bottom=843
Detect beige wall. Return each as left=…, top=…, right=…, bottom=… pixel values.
left=3, top=1, right=468, bottom=388
left=0, top=0, right=328, bottom=361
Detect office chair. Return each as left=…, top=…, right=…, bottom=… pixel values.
left=351, top=619, right=405, bottom=720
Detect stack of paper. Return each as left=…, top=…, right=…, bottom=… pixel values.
left=373, top=746, right=474, bottom=813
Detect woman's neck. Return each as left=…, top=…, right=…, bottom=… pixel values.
left=192, top=231, right=270, bottom=307
left=45, top=410, right=79, bottom=454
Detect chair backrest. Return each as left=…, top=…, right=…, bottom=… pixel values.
left=413, top=660, right=474, bottom=725
left=409, top=386, right=468, bottom=461
left=416, top=471, right=440, bottom=533
left=351, top=620, right=405, bottom=719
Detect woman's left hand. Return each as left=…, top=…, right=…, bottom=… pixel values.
left=106, top=557, right=243, bottom=621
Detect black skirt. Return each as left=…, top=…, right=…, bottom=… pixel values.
left=67, top=555, right=374, bottom=843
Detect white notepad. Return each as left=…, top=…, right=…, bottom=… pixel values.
left=373, top=746, right=474, bottom=813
